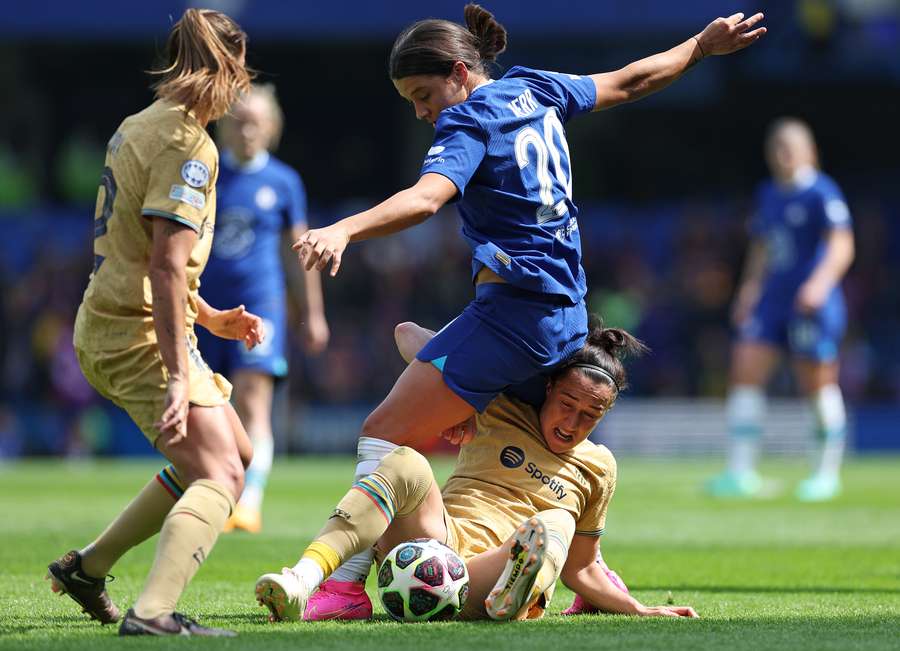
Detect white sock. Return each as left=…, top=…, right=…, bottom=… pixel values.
left=811, top=384, right=846, bottom=479
left=292, top=557, right=325, bottom=591
left=726, top=385, right=766, bottom=475
left=329, top=437, right=399, bottom=583
left=240, top=436, right=274, bottom=512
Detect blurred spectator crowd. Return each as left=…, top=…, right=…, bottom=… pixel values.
left=1, top=190, right=898, bottom=457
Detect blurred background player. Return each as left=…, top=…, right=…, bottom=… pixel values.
left=198, top=83, right=330, bottom=534
left=46, top=9, right=262, bottom=637
left=707, top=118, right=855, bottom=502
left=256, top=318, right=698, bottom=621
left=294, top=4, right=765, bottom=619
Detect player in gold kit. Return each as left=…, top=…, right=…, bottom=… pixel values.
left=46, top=9, right=261, bottom=637
left=255, top=318, right=698, bottom=621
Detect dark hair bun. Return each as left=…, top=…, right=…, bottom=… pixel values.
left=585, top=315, right=648, bottom=360
left=464, top=3, right=508, bottom=62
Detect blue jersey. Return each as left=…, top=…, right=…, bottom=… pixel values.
left=752, top=170, right=852, bottom=305
left=420, top=66, right=597, bottom=305
left=201, top=151, right=307, bottom=308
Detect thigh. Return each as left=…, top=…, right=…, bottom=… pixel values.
left=222, top=400, right=254, bottom=470
left=362, top=360, right=475, bottom=448
left=375, top=483, right=448, bottom=561
left=730, top=341, right=781, bottom=385
left=157, top=404, right=245, bottom=499
left=458, top=538, right=516, bottom=620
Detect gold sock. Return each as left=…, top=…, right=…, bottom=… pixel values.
left=81, top=465, right=185, bottom=578
left=302, top=447, right=434, bottom=577
left=132, top=479, right=234, bottom=619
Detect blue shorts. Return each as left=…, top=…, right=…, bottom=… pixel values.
left=416, top=282, right=588, bottom=412
left=195, top=299, right=289, bottom=379
left=737, top=290, right=846, bottom=362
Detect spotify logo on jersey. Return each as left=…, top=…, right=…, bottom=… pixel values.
left=500, top=446, right=525, bottom=469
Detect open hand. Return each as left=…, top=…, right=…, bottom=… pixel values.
left=640, top=605, right=700, bottom=618
left=156, top=377, right=190, bottom=444
left=205, top=305, right=265, bottom=350
left=795, top=278, right=830, bottom=313
left=441, top=416, right=477, bottom=446
left=292, top=225, right=350, bottom=277
left=696, top=12, right=766, bottom=57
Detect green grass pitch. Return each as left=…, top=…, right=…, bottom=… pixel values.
left=1, top=456, right=898, bottom=650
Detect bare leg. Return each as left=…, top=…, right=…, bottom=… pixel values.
left=230, top=370, right=273, bottom=524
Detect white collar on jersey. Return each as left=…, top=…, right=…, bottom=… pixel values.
left=470, top=78, right=494, bottom=96
left=223, top=149, right=270, bottom=174
left=779, top=165, right=817, bottom=191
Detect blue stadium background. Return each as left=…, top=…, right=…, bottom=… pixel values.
left=0, top=1, right=897, bottom=456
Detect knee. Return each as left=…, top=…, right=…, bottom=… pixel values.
left=361, top=409, right=412, bottom=445
left=375, top=447, right=434, bottom=515
left=238, top=439, right=254, bottom=470
left=394, top=321, right=421, bottom=364
left=224, top=457, right=245, bottom=501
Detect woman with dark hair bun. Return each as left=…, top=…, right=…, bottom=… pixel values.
left=257, top=319, right=699, bottom=622
left=292, top=3, right=765, bottom=619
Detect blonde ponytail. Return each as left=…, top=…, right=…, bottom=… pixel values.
left=151, top=8, right=252, bottom=124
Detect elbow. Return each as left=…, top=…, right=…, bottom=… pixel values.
left=148, top=260, right=184, bottom=286
left=419, top=195, right=442, bottom=219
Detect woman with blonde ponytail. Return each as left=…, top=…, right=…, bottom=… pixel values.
left=279, top=3, right=765, bottom=621
left=47, top=9, right=259, bottom=637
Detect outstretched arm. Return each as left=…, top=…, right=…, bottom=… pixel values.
left=292, top=173, right=457, bottom=277
left=592, top=12, right=766, bottom=111
left=561, top=535, right=698, bottom=617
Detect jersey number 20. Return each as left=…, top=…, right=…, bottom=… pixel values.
left=514, top=108, right=572, bottom=224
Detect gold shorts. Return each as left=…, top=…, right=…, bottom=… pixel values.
left=76, top=333, right=231, bottom=444
left=444, top=511, right=504, bottom=561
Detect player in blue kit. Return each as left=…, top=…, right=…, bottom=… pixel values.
left=293, top=4, right=766, bottom=619
left=197, top=84, right=330, bottom=532
left=707, top=118, right=855, bottom=502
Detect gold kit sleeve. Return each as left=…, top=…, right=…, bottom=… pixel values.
left=573, top=446, right=616, bottom=536
left=141, top=132, right=218, bottom=232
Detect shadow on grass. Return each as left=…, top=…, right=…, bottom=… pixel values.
left=637, top=585, right=900, bottom=595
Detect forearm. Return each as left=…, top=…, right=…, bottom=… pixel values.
left=593, top=38, right=702, bottom=108
left=563, top=564, right=645, bottom=615
left=298, top=266, right=326, bottom=317
left=341, top=185, right=440, bottom=243
left=150, top=267, right=190, bottom=380
left=806, top=231, right=855, bottom=290
left=736, top=242, right=767, bottom=299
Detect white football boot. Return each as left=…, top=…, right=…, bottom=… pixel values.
left=485, top=516, right=548, bottom=620
left=255, top=568, right=310, bottom=622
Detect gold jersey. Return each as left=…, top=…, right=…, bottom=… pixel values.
left=75, top=99, right=219, bottom=353
left=442, top=394, right=616, bottom=558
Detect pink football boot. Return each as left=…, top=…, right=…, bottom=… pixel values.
left=302, top=579, right=373, bottom=621
left=561, top=569, right=629, bottom=615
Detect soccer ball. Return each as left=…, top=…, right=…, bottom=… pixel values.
left=377, top=538, right=469, bottom=622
